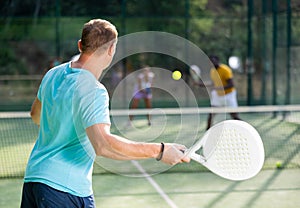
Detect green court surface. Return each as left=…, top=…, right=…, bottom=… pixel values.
left=0, top=108, right=300, bottom=207
left=1, top=169, right=299, bottom=208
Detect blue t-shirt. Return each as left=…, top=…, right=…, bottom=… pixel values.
left=24, top=62, right=110, bottom=197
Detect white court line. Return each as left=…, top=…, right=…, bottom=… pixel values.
left=131, top=161, right=178, bottom=208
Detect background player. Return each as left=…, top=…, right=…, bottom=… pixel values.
left=193, top=55, right=241, bottom=129
left=207, top=55, right=241, bottom=129
left=129, top=66, right=155, bottom=126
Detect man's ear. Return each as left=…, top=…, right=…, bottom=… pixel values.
left=108, top=42, right=116, bottom=57
left=78, top=40, right=83, bottom=52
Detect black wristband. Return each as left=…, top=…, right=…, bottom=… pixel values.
left=156, top=143, right=165, bottom=161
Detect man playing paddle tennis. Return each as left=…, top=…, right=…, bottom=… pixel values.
left=207, top=55, right=241, bottom=129
left=21, top=19, right=189, bottom=208
left=129, top=66, right=155, bottom=126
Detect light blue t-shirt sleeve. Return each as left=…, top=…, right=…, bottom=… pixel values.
left=37, top=70, right=50, bottom=101
left=37, top=68, right=57, bottom=101
left=81, top=85, right=111, bottom=128
left=73, top=71, right=111, bottom=129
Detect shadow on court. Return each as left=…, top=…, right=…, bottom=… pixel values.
left=91, top=168, right=300, bottom=208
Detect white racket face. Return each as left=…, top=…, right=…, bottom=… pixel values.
left=190, top=120, right=265, bottom=181
left=189, top=65, right=201, bottom=83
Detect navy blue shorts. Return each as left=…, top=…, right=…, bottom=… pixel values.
left=21, top=182, right=95, bottom=208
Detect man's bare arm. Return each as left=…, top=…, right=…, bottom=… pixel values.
left=86, top=123, right=190, bottom=165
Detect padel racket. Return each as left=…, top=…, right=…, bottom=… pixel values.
left=189, top=65, right=201, bottom=83
left=186, top=120, right=264, bottom=181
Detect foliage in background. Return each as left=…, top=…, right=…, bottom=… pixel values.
left=0, top=0, right=299, bottom=75
left=1, top=0, right=300, bottom=109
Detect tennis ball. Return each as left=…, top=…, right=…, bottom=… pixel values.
left=172, top=70, right=182, bottom=80
left=276, top=161, right=282, bottom=169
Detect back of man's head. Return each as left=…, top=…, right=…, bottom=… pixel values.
left=80, top=19, right=118, bottom=54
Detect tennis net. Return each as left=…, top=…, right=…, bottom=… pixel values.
left=1, top=105, right=300, bottom=178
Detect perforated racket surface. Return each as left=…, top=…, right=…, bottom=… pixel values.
left=187, top=120, right=265, bottom=181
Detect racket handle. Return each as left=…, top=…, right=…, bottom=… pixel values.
left=181, top=150, right=206, bottom=164
left=189, top=152, right=206, bottom=164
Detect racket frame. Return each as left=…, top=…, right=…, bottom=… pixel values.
left=186, top=120, right=265, bottom=181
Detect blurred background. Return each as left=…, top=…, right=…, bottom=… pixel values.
left=0, top=0, right=300, bottom=110
left=1, top=2, right=300, bottom=207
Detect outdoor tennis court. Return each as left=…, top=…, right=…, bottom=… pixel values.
left=1, top=1, right=299, bottom=207
left=0, top=106, right=299, bottom=207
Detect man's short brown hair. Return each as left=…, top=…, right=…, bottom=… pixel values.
left=80, top=19, right=118, bottom=54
